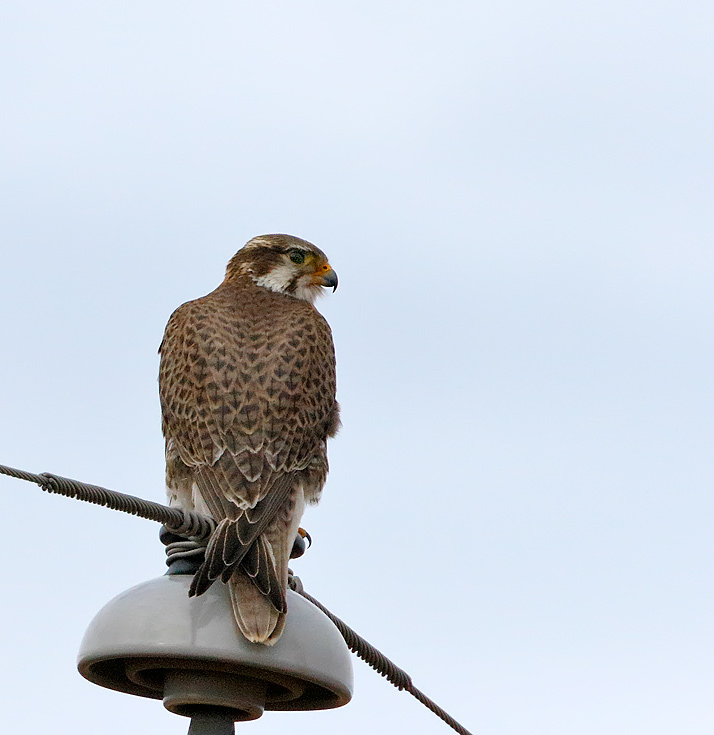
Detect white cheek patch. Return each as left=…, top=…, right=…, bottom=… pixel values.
left=253, top=265, right=322, bottom=303
left=254, top=263, right=295, bottom=294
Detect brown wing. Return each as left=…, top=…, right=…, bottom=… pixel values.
left=159, top=285, right=338, bottom=607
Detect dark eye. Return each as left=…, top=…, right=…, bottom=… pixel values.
left=289, top=250, right=305, bottom=264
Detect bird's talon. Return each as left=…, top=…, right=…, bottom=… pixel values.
left=297, top=527, right=313, bottom=548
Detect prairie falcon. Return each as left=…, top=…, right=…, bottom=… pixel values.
left=159, top=234, right=339, bottom=644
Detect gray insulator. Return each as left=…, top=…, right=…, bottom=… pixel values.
left=77, top=575, right=353, bottom=725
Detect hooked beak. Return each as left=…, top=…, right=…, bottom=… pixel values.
left=320, top=267, right=338, bottom=292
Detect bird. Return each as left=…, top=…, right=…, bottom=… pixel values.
left=158, top=234, right=340, bottom=644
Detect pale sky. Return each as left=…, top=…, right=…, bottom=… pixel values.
left=1, top=2, right=713, bottom=734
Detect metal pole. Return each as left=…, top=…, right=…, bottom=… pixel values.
left=187, top=708, right=236, bottom=735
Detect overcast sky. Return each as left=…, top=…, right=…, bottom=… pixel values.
left=1, top=2, right=713, bottom=734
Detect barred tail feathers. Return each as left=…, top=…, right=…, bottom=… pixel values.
left=229, top=574, right=285, bottom=644
left=227, top=486, right=305, bottom=644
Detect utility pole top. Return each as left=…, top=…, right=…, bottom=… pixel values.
left=77, top=574, right=353, bottom=731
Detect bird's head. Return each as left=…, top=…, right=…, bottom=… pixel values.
left=225, top=234, right=338, bottom=303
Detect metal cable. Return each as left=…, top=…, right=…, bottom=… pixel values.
left=1, top=462, right=473, bottom=735
left=0, top=463, right=216, bottom=540
left=292, top=579, right=472, bottom=735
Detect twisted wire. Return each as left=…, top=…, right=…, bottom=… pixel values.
left=0, top=463, right=215, bottom=540
left=1, top=462, right=472, bottom=735
left=293, top=581, right=472, bottom=735
left=164, top=539, right=208, bottom=566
